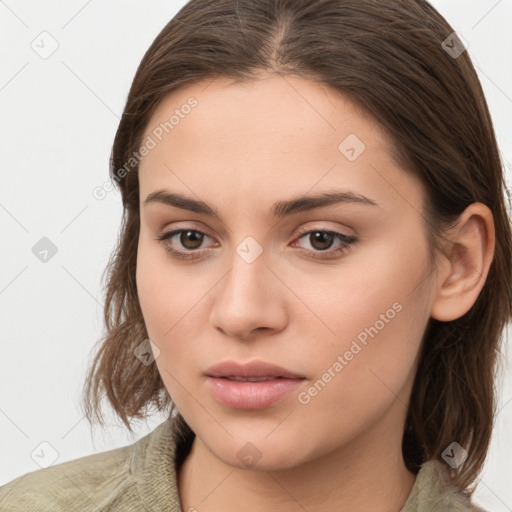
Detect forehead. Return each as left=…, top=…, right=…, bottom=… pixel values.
left=138, top=74, right=424, bottom=216
left=143, top=73, right=389, bottom=153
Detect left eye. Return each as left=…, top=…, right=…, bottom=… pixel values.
left=293, top=229, right=356, bottom=253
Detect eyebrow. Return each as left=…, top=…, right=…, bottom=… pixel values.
left=143, top=189, right=380, bottom=219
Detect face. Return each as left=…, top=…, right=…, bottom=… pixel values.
left=136, top=73, right=437, bottom=470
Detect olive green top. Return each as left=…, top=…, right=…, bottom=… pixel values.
left=0, top=417, right=487, bottom=511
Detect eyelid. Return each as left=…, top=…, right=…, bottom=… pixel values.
left=156, top=221, right=215, bottom=242
left=293, top=223, right=356, bottom=240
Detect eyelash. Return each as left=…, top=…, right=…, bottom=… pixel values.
left=155, top=227, right=357, bottom=261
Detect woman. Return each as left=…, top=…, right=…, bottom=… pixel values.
left=1, top=0, right=510, bottom=510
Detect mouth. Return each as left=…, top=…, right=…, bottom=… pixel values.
left=205, top=360, right=305, bottom=380
left=204, top=360, right=306, bottom=409
left=217, top=376, right=299, bottom=382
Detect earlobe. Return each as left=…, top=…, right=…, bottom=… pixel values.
left=430, top=202, right=495, bottom=322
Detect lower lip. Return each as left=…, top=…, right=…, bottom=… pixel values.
left=206, top=377, right=305, bottom=409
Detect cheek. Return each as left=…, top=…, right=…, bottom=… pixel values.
left=136, top=250, right=200, bottom=410
left=136, top=233, right=198, bottom=335
left=293, top=233, right=431, bottom=414
left=294, top=233, right=429, bottom=351
left=135, top=236, right=211, bottom=386
left=136, top=239, right=168, bottom=336
left=293, top=291, right=427, bottom=446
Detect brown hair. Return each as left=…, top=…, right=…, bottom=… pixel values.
left=81, top=0, right=512, bottom=492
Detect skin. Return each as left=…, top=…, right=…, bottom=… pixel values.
left=135, top=72, right=495, bottom=512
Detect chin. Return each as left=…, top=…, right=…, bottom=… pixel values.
left=200, top=430, right=317, bottom=472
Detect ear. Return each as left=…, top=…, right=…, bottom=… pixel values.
left=430, top=202, right=495, bottom=322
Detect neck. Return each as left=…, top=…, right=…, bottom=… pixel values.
left=177, top=403, right=417, bottom=512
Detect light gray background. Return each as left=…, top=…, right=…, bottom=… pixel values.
left=1, top=1, right=511, bottom=510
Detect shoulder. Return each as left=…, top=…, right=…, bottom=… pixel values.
left=0, top=419, right=177, bottom=512
left=0, top=441, right=137, bottom=512
left=401, top=460, right=488, bottom=512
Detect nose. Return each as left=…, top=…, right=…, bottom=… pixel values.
left=208, top=248, right=288, bottom=341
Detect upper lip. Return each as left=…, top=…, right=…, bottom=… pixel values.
left=205, top=360, right=305, bottom=379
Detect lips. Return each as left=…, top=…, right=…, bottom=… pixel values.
left=205, top=361, right=306, bottom=410
left=205, top=360, right=306, bottom=409
left=205, top=360, right=305, bottom=380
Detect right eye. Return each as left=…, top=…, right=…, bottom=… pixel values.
left=155, top=229, right=216, bottom=260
